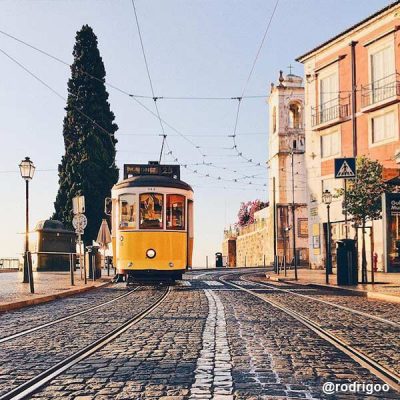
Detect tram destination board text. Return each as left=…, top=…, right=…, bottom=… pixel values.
left=123, top=163, right=180, bottom=180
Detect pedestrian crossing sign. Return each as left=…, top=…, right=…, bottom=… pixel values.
left=335, top=158, right=356, bottom=179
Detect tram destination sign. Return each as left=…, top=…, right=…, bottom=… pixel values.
left=123, top=163, right=180, bottom=180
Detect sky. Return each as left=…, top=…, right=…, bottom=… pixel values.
left=0, top=0, right=392, bottom=267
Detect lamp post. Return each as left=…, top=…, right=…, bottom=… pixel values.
left=291, top=150, right=298, bottom=280
left=322, top=189, right=333, bottom=284
left=19, top=156, right=35, bottom=293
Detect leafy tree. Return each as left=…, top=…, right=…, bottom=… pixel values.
left=336, top=156, right=386, bottom=283
left=53, top=25, right=118, bottom=245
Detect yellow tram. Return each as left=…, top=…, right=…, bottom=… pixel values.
left=109, top=162, right=194, bottom=282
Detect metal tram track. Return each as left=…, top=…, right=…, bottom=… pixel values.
left=219, top=275, right=400, bottom=392
left=0, top=287, right=140, bottom=344
left=0, top=286, right=171, bottom=400
left=240, top=273, right=400, bottom=329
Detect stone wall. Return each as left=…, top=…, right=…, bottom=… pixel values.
left=235, top=227, right=268, bottom=267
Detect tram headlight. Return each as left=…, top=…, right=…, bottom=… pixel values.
left=146, top=248, right=156, bottom=259
left=169, top=262, right=174, bottom=268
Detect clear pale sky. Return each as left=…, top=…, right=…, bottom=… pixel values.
left=0, top=0, right=391, bottom=267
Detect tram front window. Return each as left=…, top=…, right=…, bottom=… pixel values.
left=119, top=194, right=136, bottom=229
left=167, top=194, right=185, bottom=230
left=140, top=193, right=163, bottom=229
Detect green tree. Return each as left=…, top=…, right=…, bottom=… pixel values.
left=53, top=25, right=118, bottom=245
left=337, top=156, right=386, bottom=283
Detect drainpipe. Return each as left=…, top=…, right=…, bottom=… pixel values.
left=350, top=40, right=358, bottom=157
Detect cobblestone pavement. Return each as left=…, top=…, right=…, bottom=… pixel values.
left=0, top=284, right=128, bottom=338
left=0, top=269, right=399, bottom=399
left=30, top=286, right=208, bottom=400
left=243, top=274, right=400, bottom=375
left=0, top=285, right=166, bottom=396
left=0, top=270, right=111, bottom=306
left=247, top=273, right=400, bottom=323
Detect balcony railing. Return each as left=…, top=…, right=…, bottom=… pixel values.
left=361, top=73, right=400, bottom=109
left=311, top=96, right=350, bottom=127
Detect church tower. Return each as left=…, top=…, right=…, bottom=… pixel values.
left=267, top=71, right=308, bottom=264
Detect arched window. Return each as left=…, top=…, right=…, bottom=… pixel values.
left=272, top=107, right=277, bottom=133
left=288, top=103, right=301, bottom=129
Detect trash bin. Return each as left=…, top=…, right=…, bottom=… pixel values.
left=336, top=239, right=357, bottom=285
left=86, top=245, right=101, bottom=279
left=215, top=252, right=223, bottom=268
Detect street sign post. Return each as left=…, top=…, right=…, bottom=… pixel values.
left=335, top=157, right=356, bottom=239
left=73, top=213, right=87, bottom=284
left=72, top=214, right=87, bottom=231
left=335, top=158, right=356, bottom=179
left=72, top=195, right=85, bottom=215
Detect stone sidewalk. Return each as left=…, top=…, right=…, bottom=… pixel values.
left=265, top=268, right=400, bottom=302
left=0, top=269, right=113, bottom=311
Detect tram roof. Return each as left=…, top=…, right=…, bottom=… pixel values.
left=114, top=175, right=193, bottom=191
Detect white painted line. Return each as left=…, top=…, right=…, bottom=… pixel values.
left=203, top=281, right=224, bottom=287
left=189, top=289, right=233, bottom=399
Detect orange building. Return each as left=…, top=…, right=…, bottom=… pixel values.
left=297, top=1, right=400, bottom=273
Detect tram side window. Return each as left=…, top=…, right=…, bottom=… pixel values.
left=119, top=194, right=136, bottom=229
left=167, top=194, right=185, bottom=230
left=139, top=193, right=163, bottom=229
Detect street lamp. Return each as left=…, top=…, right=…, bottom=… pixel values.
left=322, top=189, right=333, bottom=284
left=19, top=156, right=35, bottom=293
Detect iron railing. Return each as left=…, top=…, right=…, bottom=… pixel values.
left=0, top=258, right=20, bottom=269
left=311, top=96, right=350, bottom=127
left=361, top=73, right=400, bottom=108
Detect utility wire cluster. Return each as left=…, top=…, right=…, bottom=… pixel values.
left=0, top=1, right=286, bottom=190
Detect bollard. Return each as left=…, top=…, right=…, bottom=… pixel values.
left=92, top=254, right=95, bottom=282
left=276, top=255, right=280, bottom=275
left=70, top=253, right=75, bottom=286
left=27, top=251, right=34, bottom=294
left=284, top=256, right=287, bottom=277
left=83, top=249, right=87, bottom=285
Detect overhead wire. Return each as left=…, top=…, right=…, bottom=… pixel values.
left=130, top=0, right=167, bottom=163
left=0, top=27, right=268, bottom=182
left=0, top=48, right=120, bottom=150
left=230, top=0, right=280, bottom=166
left=164, top=138, right=267, bottom=188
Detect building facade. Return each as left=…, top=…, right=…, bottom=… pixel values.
left=222, top=72, right=309, bottom=267
left=267, top=72, right=309, bottom=266
left=297, top=1, right=400, bottom=272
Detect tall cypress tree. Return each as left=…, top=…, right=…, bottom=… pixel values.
left=53, top=25, right=118, bottom=245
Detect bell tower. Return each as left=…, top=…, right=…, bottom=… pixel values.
left=268, top=70, right=306, bottom=204
left=267, top=70, right=308, bottom=263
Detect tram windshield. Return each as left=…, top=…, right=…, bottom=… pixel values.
left=139, top=193, right=163, bottom=229
left=167, top=194, right=185, bottom=230
left=119, top=194, right=136, bottom=229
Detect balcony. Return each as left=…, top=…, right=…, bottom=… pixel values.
left=311, top=96, right=351, bottom=130
left=361, top=73, right=400, bottom=112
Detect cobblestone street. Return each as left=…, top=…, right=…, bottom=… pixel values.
left=0, top=269, right=399, bottom=399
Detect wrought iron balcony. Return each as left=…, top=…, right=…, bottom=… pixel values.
left=311, top=96, right=350, bottom=128
left=361, top=73, right=400, bottom=110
